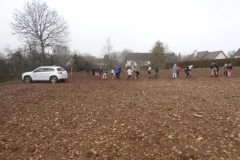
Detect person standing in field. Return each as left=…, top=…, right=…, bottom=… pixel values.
left=102, top=70, right=107, bottom=79
left=172, top=64, right=178, bottom=79
left=127, top=68, right=132, bottom=80
left=223, top=63, right=228, bottom=76
left=115, top=66, right=120, bottom=79
left=188, top=65, right=193, bottom=76
left=210, top=62, right=219, bottom=77
left=148, top=67, right=152, bottom=78
left=92, top=67, right=95, bottom=76
left=227, top=63, right=233, bottom=77
left=184, top=66, right=191, bottom=78
left=86, top=68, right=90, bottom=76
left=177, top=66, right=182, bottom=78
left=119, top=67, right=122, bottom=78
left=155, top=66, right=159, bottom=78
left=111, top=68, right=115, bottom=79
left=99, top=67, right=103, bottom=76
left=135, top=69, right=140, bottom=79
left=95, top=67, right=99, bottom=77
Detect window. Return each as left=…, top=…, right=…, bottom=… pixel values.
left=43, top=68, right=54, bottom=72
left=57, top=68, right=66, bottom=71
left=34, top=68, right=44, bottom=72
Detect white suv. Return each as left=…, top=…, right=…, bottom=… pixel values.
left=22, top=66, right=68, bottom=83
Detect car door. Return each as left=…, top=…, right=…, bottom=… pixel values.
left=42, top=68, right=54, bottom=80
left=32, top=68, right=44, bottom=80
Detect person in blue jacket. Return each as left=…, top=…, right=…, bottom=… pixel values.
left=115, top=66, right=120, bottom=79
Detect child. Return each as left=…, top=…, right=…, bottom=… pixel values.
left=184, top=66, right=191, bottom=78
left=172, top=64, right=177, bottom=79
left=177, top=66, right=182, bottom=78
left=148, top=67, right=152, bottom=78
left=223, top=64, right=228, bottom=76
left=135, top=70, right=140, bottom=79
left=127, top=68, right=132, bottom=79
left=111, top=68, right=115, bottom=79
left=227, top=63, right=232, bottom=77
left=102, top=71, right=107, bottom=79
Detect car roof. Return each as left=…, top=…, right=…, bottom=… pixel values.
left=38, top=66, right=62, bottom=68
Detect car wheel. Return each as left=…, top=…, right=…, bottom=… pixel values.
left=50, top=76, right=58, bottom=83
left=24, top=76, right=32, bottom=83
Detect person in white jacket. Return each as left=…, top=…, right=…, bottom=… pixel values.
left=127, top=68, right=132, bottom=80
left=172, top=64, right=178, bottom=78
left=111, top=68, right=115, bottom=79
left=148, top=67, right=152, bottom=78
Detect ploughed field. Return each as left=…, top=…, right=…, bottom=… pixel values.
left=0, top=68, right=240, bottom=160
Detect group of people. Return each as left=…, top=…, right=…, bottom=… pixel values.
left=172, top=64, right=193, bottom=78
left=222, top=63, right=233, bottom=77
left=171, top=62, right=233, bottom=78
left=147, top=67, right=159, bottom=78
left=87, top=62, right=233, bottom=80
left=210, top=62, right=233, bottom=77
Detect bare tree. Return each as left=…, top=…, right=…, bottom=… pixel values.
left=227, top=50, right=235, bottom=58
left=118, top=49, right=132, bottom=63
left=101, top=37, right=114, bottom=69
left=101, top=37, right=114, bottom=56
left=11, top=1, right=70, bottom=63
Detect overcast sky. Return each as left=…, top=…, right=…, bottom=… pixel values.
left=0, top=0, right=240, bottom=57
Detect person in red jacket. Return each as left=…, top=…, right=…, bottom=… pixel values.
left=227, top=63, right=233, bottom=77
left=177, top=67, right=182, bottom=78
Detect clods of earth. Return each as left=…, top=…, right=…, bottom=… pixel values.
left=0, top=68, right=240, bottom=159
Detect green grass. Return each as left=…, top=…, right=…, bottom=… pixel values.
left=0, top=79, right=22, bottom=86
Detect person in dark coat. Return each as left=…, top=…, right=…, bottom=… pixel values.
left=135, top=69, right=140, bottom=79
left=155, top=66, right=159, bottom=78
left=210, top=62, right=219, bottom=77
left=92, top=67, right=95, bottom=76
left=184, top=66, right=191, bottom=78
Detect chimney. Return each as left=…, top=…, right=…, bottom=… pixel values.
left=194, top=50, right=197, bottom=58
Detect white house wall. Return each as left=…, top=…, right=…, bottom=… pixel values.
left=125, top=60, right=151, bottom=68
left=215, top=52, right=226, bottom=59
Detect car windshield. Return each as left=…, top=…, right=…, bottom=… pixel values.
left=57, top=68, right=66, bottom=71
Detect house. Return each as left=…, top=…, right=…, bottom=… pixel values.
left=95, top=58, right=105, bottom=67
left=95, top=57, right=119, bottom=68
left=233, top=48, right=240, bottom=58
left=187, top=50, right=227, bottom=61
left=125, top=53, right=151, bottom=70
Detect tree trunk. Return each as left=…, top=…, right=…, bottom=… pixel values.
left=41, top=43, right=46, bottom=65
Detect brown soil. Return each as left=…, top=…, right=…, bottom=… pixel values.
left=1, top=69, right=240, bottom=159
